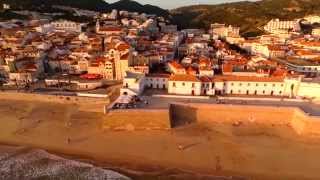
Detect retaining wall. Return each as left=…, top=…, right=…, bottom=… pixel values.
left=170, top=103, right=320, bottom=136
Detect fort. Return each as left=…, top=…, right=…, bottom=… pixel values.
left=1, top=92, right=320, bottom=179
left=104, top=102, right=320, bottom=137
left=169, top=103, right=320, bottom=136
left=1, top=92, right=320, bottom=136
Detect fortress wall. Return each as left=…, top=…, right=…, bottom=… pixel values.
left=170, top=103, right=320, bottom=135
left=0, top=92, right=109, bottom=113
left=169, top=104, right=197, bottom=128
left=104, top=110, right=170, bottom=131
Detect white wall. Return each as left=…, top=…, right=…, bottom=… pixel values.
left=298, top=82, right=320, bottom=99
left=145, top=77, right=168, bottom=89
left=168, top=81, right=201, bottom=95
left=220, top=81, right=285, bottom=96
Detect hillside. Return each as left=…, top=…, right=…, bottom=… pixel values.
left=0, top=0, right=169, bottom=17
left=171, top=0, right=320, bottom=37
left=1, top=0, right=320, bottom=37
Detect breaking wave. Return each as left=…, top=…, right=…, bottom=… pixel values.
left=0, top=147, right=130, bottom=180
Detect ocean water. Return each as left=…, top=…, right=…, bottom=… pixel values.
left=0, top=147, right=130, bottom=180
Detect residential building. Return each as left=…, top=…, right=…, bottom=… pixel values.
left=168, top=74, right=202, bottom=96
left=51, top=20, right=82, bottom=33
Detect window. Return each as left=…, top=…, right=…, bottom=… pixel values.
left=192, top=83, right=195, bottom=88
left=248, top=83, right=251, bottom=86
left=230, top=90, right=233, bottom=94
left=173, top=82, right=176, bottom=87
left=273, top=84, right=275, bottom=87
left=212, top=83, right=215, bottom=88
left=264, top=84, right=267, bottom=87
left=182, top=82, right=185, bottom=86
left=263, top=90, right=265, bottom=94
left=256, top=83, right=259, bottom=87
left=279, top=91, right=282, bottom=94
left=231, top=83, right=234, bottom=86
left=281, top=84, right=284, bottom=87
left=239, top=83, right=242, bottom=86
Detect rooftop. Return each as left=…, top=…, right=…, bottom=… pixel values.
left=212, top=75, right=285, bottom=82
left=168, top=74, right=200, bottom=82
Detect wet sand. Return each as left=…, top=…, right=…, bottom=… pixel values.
left=0, top=98, right=320, bottom=179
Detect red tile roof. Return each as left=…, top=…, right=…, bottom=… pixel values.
left=116, top=43, right=130, bottom=51
left=120, top=52, right=129, bottom=60
left=146, top=74, right=170, bottom=78
left=212, top=75, right=285, bottom=82
left=168, top=61, right=184, bottom=70
left=169, top=74, right=200, bottom=82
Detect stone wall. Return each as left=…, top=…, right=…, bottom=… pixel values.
left=169, top=103, right=320, bottom=136
left=169, top=104, right=197, bottom=128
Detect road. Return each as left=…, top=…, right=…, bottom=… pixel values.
left=141, top=96, right=320, bottom=116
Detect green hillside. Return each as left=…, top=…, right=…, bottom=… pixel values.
left=171, top=0, right=320, bottom=37
left=1, top=0, right=320, bottom=37
left=0, top=0, right=169, bottom=17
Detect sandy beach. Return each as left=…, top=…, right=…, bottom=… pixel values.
left=1, top=96, right=320, bottom=179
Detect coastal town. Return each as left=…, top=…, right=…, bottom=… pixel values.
left=1, top=6, right=320, bottom=110
left=2, top=1, right=320, bottom=180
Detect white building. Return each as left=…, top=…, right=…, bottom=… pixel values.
left=264, top=19, right=300, bottom=34
left=145, top=74, right=170, bottom=89
left=168, top=74, right=202, bottom=96
left=304, top=15, right=320, bottom=24
left=51, top=20, right=82, bottom=33
left=211, top=23, right=240, bottom=38
left=121, top=72, right=146, bottom=96
left=297, top=79, right=320, bottom=99
left=212, top=75, right=301, bottom=98
left=312, top=28, right=320, bottom=36
left=3, top=4, right=10, bottom=10
left=120, top=72, right=319, bottom=100
left=35, top=24, right=54, bottom=34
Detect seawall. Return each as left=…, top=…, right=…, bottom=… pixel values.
left=169, top=103, right=320, bottom=136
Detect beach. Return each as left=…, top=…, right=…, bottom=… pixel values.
left=0, top=95, right=320, bottom=179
